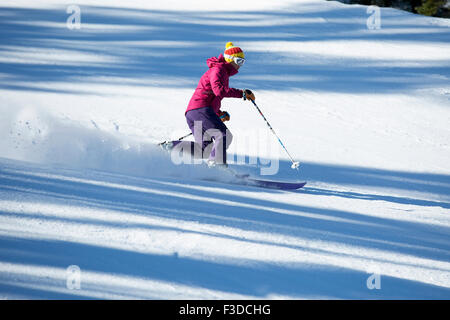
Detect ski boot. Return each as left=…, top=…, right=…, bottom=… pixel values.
left=206, top=159, right=228, bottom=169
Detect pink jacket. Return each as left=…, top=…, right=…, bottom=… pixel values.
left=186, top=54, right=243, bottom=115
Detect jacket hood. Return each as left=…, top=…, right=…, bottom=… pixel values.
left=206, top=54, right=239, bottom=76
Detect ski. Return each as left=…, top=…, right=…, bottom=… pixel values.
left=157, top=145, right=305, bottom=190
left=240, top=176, right=306, bottom=190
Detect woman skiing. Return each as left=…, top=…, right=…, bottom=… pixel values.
left=163, top=42, right=255, bottom=167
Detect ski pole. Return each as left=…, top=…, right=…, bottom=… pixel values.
left=158, top=132, right=192, bottom=147
left=249, top=99, right=300, bottom=170
left=177, top=132, right=193, bottom=141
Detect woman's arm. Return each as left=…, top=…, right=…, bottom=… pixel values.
left=210, top=67, right=243, bottom=98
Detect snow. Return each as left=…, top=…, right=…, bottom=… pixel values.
left=0, top=0, right=449, bottom=299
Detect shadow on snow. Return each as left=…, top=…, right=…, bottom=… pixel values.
left=0, top=5, right=449, bottom=94
left=0, top=158, right=449, bottom=298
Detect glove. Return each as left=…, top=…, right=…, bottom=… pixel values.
left=219, top=110, right=230, bottom=122
left=243, top=89, right=255, bottom=101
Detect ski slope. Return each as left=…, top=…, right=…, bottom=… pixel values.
left=0, top=0, right=449, bottom=299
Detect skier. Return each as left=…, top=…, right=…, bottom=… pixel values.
left=161, top=42, right=255, bottom=167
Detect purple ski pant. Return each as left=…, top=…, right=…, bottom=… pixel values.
left=172, top=107, right=232, bottom=164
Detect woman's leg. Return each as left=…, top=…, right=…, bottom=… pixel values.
left=186, top=107, right=232, bottom=164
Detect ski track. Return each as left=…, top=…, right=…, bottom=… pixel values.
left=0, top=0, right=449, bottom=299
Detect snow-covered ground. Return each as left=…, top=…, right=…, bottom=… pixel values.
left=0, top=0, right=449, bottom=299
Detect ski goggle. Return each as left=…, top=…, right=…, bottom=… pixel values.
left=233, top=57, right=245, bottom=66
left=225, top=54, right=245, bottom=66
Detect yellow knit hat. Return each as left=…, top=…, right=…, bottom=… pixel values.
left=224, top=42, right=244, bottom=63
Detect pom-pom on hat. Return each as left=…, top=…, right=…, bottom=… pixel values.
left=224, top=42, right=244, bottom=63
